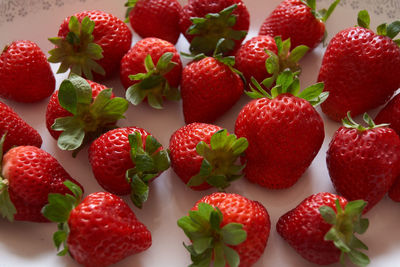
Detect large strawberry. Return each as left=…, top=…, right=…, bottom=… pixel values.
left=169, top=123, right=248, bottom=190
left=259, top=0, right=340, bottom=50
left=235, top=70, right=326, bottom=189
left=49, top=10, right=132, bottom=80
left=125, top=0, right=182, bottom=44
left=89, top=127, right=170, bottom=208
left=326, top=112, right=400, bottom=213
left=178, top=192, right=270, bottom=267
left=45, top=74, right=128, bottom=155
left=120, top=37, right=182, bottom=109
left=318, top=10, right=400, bottom=121
left=277, top=192, right=369, bottom=266
left=43, top=183, right=151, bottom=267
left=0, top=40, right=55, bottom=102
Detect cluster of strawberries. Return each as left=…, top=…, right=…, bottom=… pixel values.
left=0, top=0, right=400, bottom=266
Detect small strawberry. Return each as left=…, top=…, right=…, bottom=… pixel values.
left=120, top=37, right=182, bottom=109
left=125, top=0, right=182, bottom=44
left=0, top=40, right=55, bottom=102
left=49, top=10, right=132, bottom=80
left=259, top=0, right=340, bottom=50
left=318, top=10, right=400, bottom=121
left=277, top=192, right=369, bottom=266
left=89, top=127, right=170, bottom=208
left=43, top=182, right=151, bottom=267
left=45, top=74, right=129, bottom=155
left=326, top=112, right=400, bottom=213
left=169, top=123, right=248, bottom=190
left=178, top=192, right=270, bottom=267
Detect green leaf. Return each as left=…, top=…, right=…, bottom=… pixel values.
left=206, top=175, right=230, bottom=189
left=43, top=193, right=76, bottom=222
left=193, top=237, right=213, bottom=254
left=145, top=135, right=162, bottom=155
left=156, top=52, right=173, bottom=70
left=101, top=97, right=129, bottom=121
left=288, top=45, right=309, bottom=63
left=223, top=244, right=240, bottom=267
left=209, top=210, right=223, bottom=230
left=0, top=179, right=17, bottom=222
left=144, top=54, right=155, bottom=72
left=58, top=80, right=78, bottom=114
left=321, top=0, right=340, bottom=22
left=63, top=180, right=83, bottom=200
left=81, top=16, right=95, bottom=35
left=276, top=70, right=294, bottom=91
left=298, top=82, right=324, bottom=102
left=135, top=154, right=156, bottom=173
left=153, top=150, right=171, bottom=171
left=387, top=21, right=400, bottom=39
left=213, top=243, right=226, bottom=267
left=348, top=249, right=370, bottom=267
left=57, top=127, right=85, bottom=151
left=221, top=223, right=247, bottom=245
left=377, top=23, right=387, bottom=36
left=126, top=84, right=146, bottom=106
left=325, top=228, right=351, bottom=253
left=357, top=10, right=370, bottom=29
left=53, top=230, right=68, bottom=250
left=129, top=174, right=149, bottom=209
left=265, top=50, right=279, bottom=75
left=231, top=137, right=248, bottom=155
left=319, top=205, right=337, bottom=225
left=51, top=116, right=81, bottom=132
left=147, top=93, right=164, bottom=109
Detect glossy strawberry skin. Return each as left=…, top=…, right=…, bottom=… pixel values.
left=2, top=146, right=83, bottom=222
left=327, top=126, right=400, bottom=212
left=235, top=94, right=324, bottom=189
left=277, top=192, right=347, bottom=265
left=120, top=37, right=182, bottom=89
left=259, top=0, right=325, bottom=50
left=169, top=123, right=222, bottom=190
left=58, top=10, right=132, bottom=79
left=67, top=192, right=151, bottom=267
left=129, top=0, right=182, bottom=44
left=318, top=27, right=400, bottom=121
left=193, top=192, right=270, bottom=267
left=181, top=57, right=244, bottom=124
left=0, top=40, right=55, bottom=102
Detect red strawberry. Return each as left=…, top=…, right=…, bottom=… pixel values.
left=318, top=11, right=400, bottom=121
left=259, top=0, right=340, bottom=50
left=178, top=192, right=270, bottom=267
left=0, top=143, right=83, bottom=222
left=125, top=0, right=182, bottom=44
left=326, top=113, right=400, bottom=213
left=169, top=123, right=248, bottom=190
left=45, top=74, right=128, bottom=154
left=0, top=101, right=42, bottom=152
left=43, top=184, right=151, bottom=267
left=89, top=127, right=170, bottom=208
left=277, top=192, right=369, bottom=266
left=120, top=37, right=182, bottom=108
left=0, top=40, right=55, bottom=102
left=180, top=0, right=249, bottom=55
left=49, top=10, right=132, bottom=80
left=235, top=70, right=326, bottom=189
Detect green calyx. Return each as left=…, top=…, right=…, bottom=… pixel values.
left=42, top=180, right=83, bottom=256
left=124, top=0, right=138, bottom=23
left=125, top=132, right=170, bottom=208
left=319, top=199, right=370, bottom=267
left=48, top=16, right=105, bottom=81
left=126, top=52, right=180, bottom=109
left=300, top=0, right=340, bottom=22
left=178, top=202, right=247, bottom=267
left=187, top=129, right=248, bottom=191
left=52, top=74, right=129, bottom=155
left=187, top=4, right=247, bottom=56
left=342, top=112, right=389, bottom=132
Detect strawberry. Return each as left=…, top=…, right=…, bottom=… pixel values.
left=318, top=10, right=400, bottom=121
left=277, top=192, right=369, bottom=266
left=120, top=37, right=182, bottom=109
left=125, top=0, right=182, bottom=44
left=45, top=74, right=128, bottom=155
left=326, top=112, right=400, bottom=213
left=259, top=0, right=340, bottom=50
left=0, top=101, right=42, bottom=152
left=235, top=70, right=326, bottom=189
left=178, top=192, right=270, bottom=267
left=49, top=10, right=132, bottom=80
left=89, top=127, right=170, bottom=208
left=179, top=0, right=249, bottom=55
left=0, top=40, right=55, bottom=102
left=43, top=183, right=151, bottom=267
left=169, top=123, right=248, bottom=190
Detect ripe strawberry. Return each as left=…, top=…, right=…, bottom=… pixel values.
left=120, top=37, right=182, bottom=109
left=318, top=10, right=400, bottom=121
left=0, top=101, right=42, bottom=152
left=277, top=192, right=369, bottom=266
left=125, top=0, right=182, bottom=44
left=43, top=183, right=151, bottom=267
left=235, top=70, right=326, bottom=189
left=180, top=0, right=249, bottom=55
left=49, top=10, right=132, bottom=80
left=0, top=40, right=55, bottom=102
left=169, top=123, right=248, bottom=190
left=89, top=127, right=170, bottom=208
left=0, top=142, right=83, bottom=222
left=178, top=192, right=270, bottom=267
left=259, top=0, right=340, bottom=50
left=327, top=113, right=400, bottom=213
